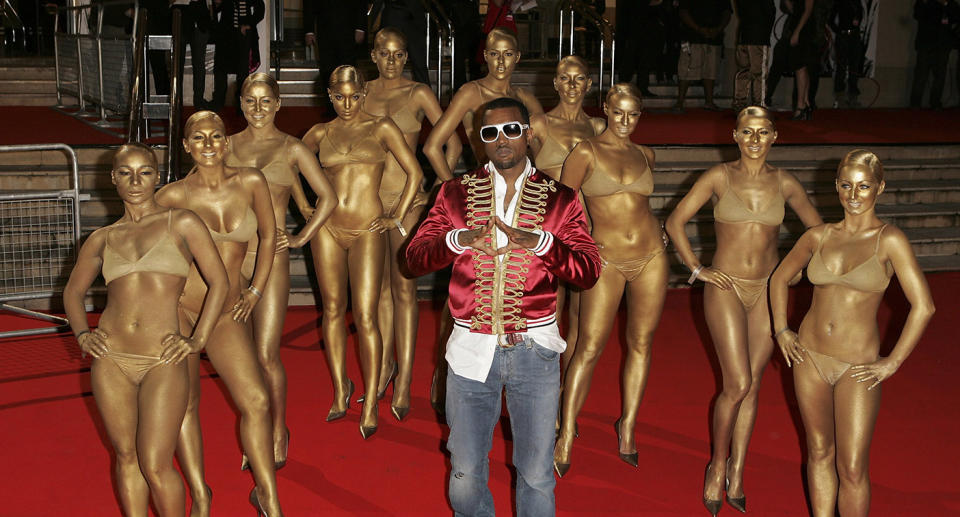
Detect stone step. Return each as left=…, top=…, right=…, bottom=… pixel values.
left=0, top=92, right=59, bottom=106
left=0, top=66, right=57, bottom=80
left=0, top=79, right=57, bottom=94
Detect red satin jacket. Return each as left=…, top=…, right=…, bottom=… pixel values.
left=406, top=166, right=602, bottom=335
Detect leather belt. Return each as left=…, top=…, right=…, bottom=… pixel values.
left=497, top=333, right=527, bottom=348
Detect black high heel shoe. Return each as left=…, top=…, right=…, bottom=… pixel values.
left=358, top=361, right=397, bottom=403
left=791, top=106, right=813, bottom=121
left=703, top=463, right=723, bottom=516
left=326, top=379, right=355, bottom=422
left=249, top=487, right=266, bottom=517
left=613, top=418, right=639, bottom=468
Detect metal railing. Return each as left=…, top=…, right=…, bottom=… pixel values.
left=0, top=144, right=84, bottom=339
left=53, top=0, right=140, bottom=124
left=425, top=0, right=455, bottom=101
left=557, top=0, right=615, bottom=99
left=125, top=7, right=182, bottom=184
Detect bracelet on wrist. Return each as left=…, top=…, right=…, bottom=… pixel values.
left=687, top=265, right=704, bottom=285
left=247, top=285, right=262, bottom=298
left=75, top=329, right=90, bottom=340
left=774, top=326, right=792, bottom=339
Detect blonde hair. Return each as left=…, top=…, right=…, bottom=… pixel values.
left=241, top=72, right=280, bottom=98
left=374, top=27, right=407, bottom=49
left=736, top=106, right=776, bottom=131
left=329, top=65, right=365, bottom=91
left=605, top=83, right=642, bottom=106
left=485, top=27, right=519, bottom=50
left=184, top=110, right=225, bottom=136
left=838, top=149, right=884, bottom=182
left=556, top=55, right=589, bottom=75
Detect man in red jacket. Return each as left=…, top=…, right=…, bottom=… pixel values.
left=406, top=97, right=601, bottom=516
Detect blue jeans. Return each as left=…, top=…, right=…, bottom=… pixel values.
left=446, top=338, right=561, bottom=517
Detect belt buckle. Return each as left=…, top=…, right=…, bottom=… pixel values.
left=498, top=333, right=526, bottom=348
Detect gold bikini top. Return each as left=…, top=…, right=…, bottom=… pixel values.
left=386, top=85, right=421, bottom=135
left=807, top=224, right=892, bottom=293
left=226, top=136, right=297, bottom=188
left=101, top=210, right=190, bottom=285
left=181, top=182, right=258, bottom=243
left=315, top=122, right=386, bottom=167
left=578, top=140, right=654, bottom=198
left=534, top=125, right=573, bottom=173
left=713, top=164, right=785, bottom=226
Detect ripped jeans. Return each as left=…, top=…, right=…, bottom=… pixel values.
left=446, top=338, right=561, bottom=517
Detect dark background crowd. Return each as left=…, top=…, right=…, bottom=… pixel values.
left=3, top=0, right=960, bottom=112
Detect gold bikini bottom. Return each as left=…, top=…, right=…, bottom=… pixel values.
left=600, top=247, right=664, bottom=282
left=324, top=224, right=370, bottom=250
left=726, top=274, right=768, bottom=312
left=105, top=351, right=164, bottom=385
left=804, top=348, right=853, bottom=386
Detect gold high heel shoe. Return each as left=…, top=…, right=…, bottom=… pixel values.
left=725, top=459, right=746, bottom=513
left=391, top=404, right=410, bottom=421
left=326, top=379, right=355, bottom=422
left=359, top=424, right=378, bottom=439
left=358, top=361, right=397, bottom=403
left=241, top=429, right=291, bottom=471
left=553, top=433, right=573, bottom=478
left=249, top=487, right=266, bottom=517
left=613, top=418, right=639, bottom=468
left=275, top=429, right=290, bottom=470
left=703, top=463, right=723, bottom=516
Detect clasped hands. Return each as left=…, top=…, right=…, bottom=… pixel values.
left=78, top=328, right=200, bottom=365
left=457, top=216, right=540, bottom=256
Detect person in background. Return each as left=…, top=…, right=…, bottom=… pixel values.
left=674, top=0, right=731, bottom=112
left=830, top=0, right=864, bottom=107
left=303, top=0, right=366, bottom=100
left=209, top=0, right=265, bottom=114
left=172, top=0, right=211, bottom=108
left=618, top=0, right=666, bottom=98
left=910, top=0, right=960, bottom=109
left=732, top=0, right=776, bottom=111
left=442, top=0, right=483, bottom=90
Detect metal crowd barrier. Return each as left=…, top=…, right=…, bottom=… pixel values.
left=425, top=0, right=455, bottom=101
left=557, top=0, right=615, bottom=100
left=0, top=144, right=84, bottom=339
left=53, top=0, right=140, bottom=125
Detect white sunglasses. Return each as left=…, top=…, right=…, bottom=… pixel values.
left=479, top=121, right=529, bottom=143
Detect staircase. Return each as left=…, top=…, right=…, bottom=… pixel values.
left=2, top=143, right=957, bottom=310
left=0, top=57, right=58, bottom=106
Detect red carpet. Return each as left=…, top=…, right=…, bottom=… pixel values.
left=1, top=273, right=958, bottom=516
left=2, top=106, right=959, bottom=147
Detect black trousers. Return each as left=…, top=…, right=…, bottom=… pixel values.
left=211, top=29, right=256, bottom=111
left=315, top=27, right=359, bottom=95
left=443, top=0, right=482, bottom=90
left=911, top=46, right=950, bottom=108
left=174, top=3, right=210, bottom=105
left=834, top=31, right=862, bottom=95
left=383, top=6, right=429, bottom=84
